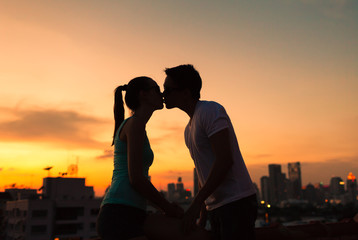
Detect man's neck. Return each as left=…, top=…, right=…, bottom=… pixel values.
left=179, top=99, right=199, bottom=119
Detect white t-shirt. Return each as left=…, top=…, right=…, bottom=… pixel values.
left=185, top=101, right=256, bottom=211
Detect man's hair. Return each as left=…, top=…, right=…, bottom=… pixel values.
left=164, top=64, right=202, bottom=100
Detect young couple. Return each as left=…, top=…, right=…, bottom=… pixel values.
left=97, top=64, right=257, bottom=240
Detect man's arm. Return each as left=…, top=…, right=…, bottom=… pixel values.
left=183, top=128, right=234, bottom=232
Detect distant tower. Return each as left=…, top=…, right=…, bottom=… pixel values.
left=193, top=168, right=199, bottom=197
left=288, top=162, right=302, bottom=199
left=330, top=177, right=345, bottom=198
left=268, top=164, right=285, bottom=205
left=167, top=183, right=175, bottom=201
left=260, top=176, right=270, bottom=203
left=176, top=177, right=184, bottom=192
left=346, top=172, right=357, bottom=203
left=304, top=183, right=317, bottom=204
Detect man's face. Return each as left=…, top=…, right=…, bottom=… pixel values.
left=163, top=76, right=183, bottom=109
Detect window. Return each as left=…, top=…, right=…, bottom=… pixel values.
left=90, top=222, right=96, bottom=231
left=90, top=208, right=99, bottom=216
left=32, top=210, right=47, bottom=218
left=54, top=223, right=82, bottom=235
left=56, top=207, right=84, bottom=220
left=31, top=225, right=47, bottom=234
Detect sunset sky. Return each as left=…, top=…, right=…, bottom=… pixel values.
left=0, top=0, right=357, bottom=197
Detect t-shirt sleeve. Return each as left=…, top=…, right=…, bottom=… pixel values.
left=200, top=102, right=230, bottom=137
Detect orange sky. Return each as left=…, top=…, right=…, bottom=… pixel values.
left=0, top=1, right=357, bottom=197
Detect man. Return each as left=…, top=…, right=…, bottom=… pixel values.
left=163, top=64, right=257, bottom=240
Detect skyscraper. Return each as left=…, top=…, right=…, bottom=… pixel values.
left=260, top=176, right=270, bottom=203
left=330, top=177, right=345, bottom=198
left=346, top=172, right=357, bottom=203
left=268, top=164, right=286, bottom=205
left=167, top=183, right=175, bottom=201
left=288, top=162, right=302, bottom=199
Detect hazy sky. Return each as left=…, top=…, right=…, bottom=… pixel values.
left=0, top=0, right=357, bottom=196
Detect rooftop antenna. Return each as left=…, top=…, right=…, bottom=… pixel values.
left=43, top=166, right=53, bottom=177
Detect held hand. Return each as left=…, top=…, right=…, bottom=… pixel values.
left=164, top=202, right=184, bottom=218
left=182, top=202, right=202, bottom=234
left=197, top=202, right=208, bottom=228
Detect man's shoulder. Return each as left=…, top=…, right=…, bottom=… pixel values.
left=198, top=100, right=223, bottom=109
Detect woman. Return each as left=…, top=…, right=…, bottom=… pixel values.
left=97, top=76, right=183, bottom=240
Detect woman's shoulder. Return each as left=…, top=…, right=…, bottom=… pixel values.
left=122, top=116, right=146, bottom=135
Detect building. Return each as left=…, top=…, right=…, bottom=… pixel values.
left=268, top=164, right=286, bottom=206
left=346, top=172, right=357, bottom=203
left=167, top=183, right=176, bottom=201
left=167, top=177, right=192, bottom=204
left=330, top=177, right=345, bottom=198
left=260, top=176, right=270, bottom=204
left=5, top=177, right=101, bottom=240
left=288, top=162, right=302, bottom=200
left=5, top=189, right=38, bottom=201
left=303, top=183, right=318, bottom=204
left=0, top=192, right=13, bottom=239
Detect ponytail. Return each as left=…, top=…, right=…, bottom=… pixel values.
left=112, top=84, right=127, bottom=146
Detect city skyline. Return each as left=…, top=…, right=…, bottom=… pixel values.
left=2, top=162, right=356, bottom=198
left=0, top=1, right=357, bottom=197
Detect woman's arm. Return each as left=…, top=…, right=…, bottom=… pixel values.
left=126, top=117, right=183, bottom=217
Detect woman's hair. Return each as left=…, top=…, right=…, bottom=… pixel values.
left=112, top=76, right=153, bottom=145
left=164, top=64, right=202, bottom=100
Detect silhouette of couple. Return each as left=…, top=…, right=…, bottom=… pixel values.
left=97, top=64, right=257, bottom=240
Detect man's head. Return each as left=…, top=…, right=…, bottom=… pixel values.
left=163, top=64, right=202, bottom=109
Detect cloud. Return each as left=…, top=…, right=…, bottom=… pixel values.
left=96, top=149, right=114, bottom=160
left=0, top=106, right=111, bottom=149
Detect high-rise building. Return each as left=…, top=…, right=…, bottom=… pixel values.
left=330, top=177, right=345, bottom=198
left=268, top=164, right=286, bottom=205
left=167, top=183, right=176, bottom=201
left=288, top=162, right=302, bottom=200
left=304, top=183, right=318, bottom=204
left=176, top=177, right=184, bottom=192
left=167, top=177, right=192, bottom=203
left=346, top=172, right=357, bottom=203
left=260, top=176, right=270, bottom=204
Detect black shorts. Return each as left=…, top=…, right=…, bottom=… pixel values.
left=97, top=204, right=147, bottom=240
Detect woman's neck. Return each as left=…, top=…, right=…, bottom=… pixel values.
left=132, top=107, right=153, bottom=124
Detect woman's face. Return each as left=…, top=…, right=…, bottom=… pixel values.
left=144, top=80, right=164, bottom=110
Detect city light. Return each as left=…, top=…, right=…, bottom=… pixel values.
left=347, top=172, right=356, bottom=181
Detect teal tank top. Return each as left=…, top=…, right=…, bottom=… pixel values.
left=101, top=117, right=153, bottom=210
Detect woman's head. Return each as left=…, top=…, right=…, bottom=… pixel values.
left=112, top=76, right=162, bottom=145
